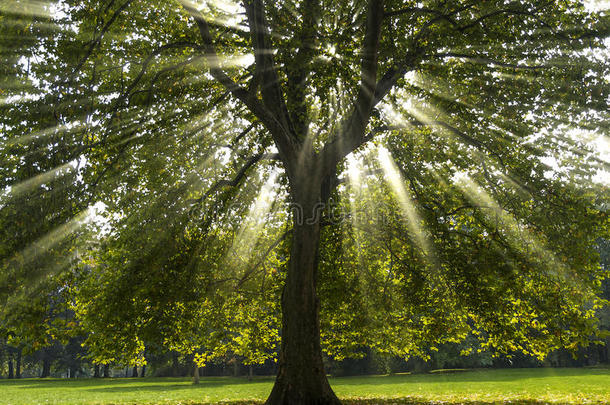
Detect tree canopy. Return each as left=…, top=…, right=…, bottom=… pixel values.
left=1, top=0, right=609, bottom=403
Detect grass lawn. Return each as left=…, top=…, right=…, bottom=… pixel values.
left=1, top=367, right=609, bottom=404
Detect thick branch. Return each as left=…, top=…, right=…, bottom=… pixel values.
left=320, top=0, right=384, bottom=178
left=179, top=0, right=298, bottom=176
left=285, top=0, right=321, bottom=139
left=244, top=0, right=294, bottom=135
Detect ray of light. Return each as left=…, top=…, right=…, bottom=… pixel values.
left=8, top=207, right=93, bottom=269
left=406, top=71, right=476, bottom=110
left=4, top=161, right=77, bottom=199
left=0, top=0, right=53, bottom=18
left=451, top=171, right=566, bottom=277
left=345, top=153, right=366, bottom=260
left=2, top=122, right=85, bottom=147
left=376, top=145, right=433, bottom=260
left=181, top=0, right=247, bottom=31
left=226, top=170, right=279, bottom=269
left=383, top=90, right=445, bottom=129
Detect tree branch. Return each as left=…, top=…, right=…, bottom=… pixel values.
left=285, top=0, right=321, bottom=139
left=321, top=0, right=385, bottom=178
left=179, top=0, right=298, bottom=175
left=192, top=152, right=279, bottom=205
left=244, top=0, right=295, bottom=138
left=67, top=0, right=134, bottom=85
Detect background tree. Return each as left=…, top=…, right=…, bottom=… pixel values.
left=1, top=0, right=609, bottom=404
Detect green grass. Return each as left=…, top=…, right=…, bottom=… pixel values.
left=1, top=368, right=609, bottom=404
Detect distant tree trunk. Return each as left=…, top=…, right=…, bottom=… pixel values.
left=70, top=367, right=77, bottom=378
left=8, top=357, right=14, bottom=379
left=233, top=357, right=239, bottom=377
left=266, top=175, right=341, bottom=405
left=103, top=364, right=110, bottom=378
left=171, top=353, right=179, bottom=377
left=15, top=349, right=21, bottom=379
left=192, top=362, right=200, bottom=385
left=141, top=365, right=146, bottom=377
left=41, top=356, right=51, bottom=378
left=132, top=367, right=138, bottom=377
left=601, top=338, right=610, bottom=364
left=93, top=364, right=100, bottom=378
left=248, top=365, right=253, bottom=381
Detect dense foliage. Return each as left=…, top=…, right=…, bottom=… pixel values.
left=1, top=0, right=609, bottom=402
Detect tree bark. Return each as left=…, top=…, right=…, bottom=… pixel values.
left=192, top=361, right=200, bottom=385
left=15, top=349, right=21, bottom=378
left=93, top=364, right=100, bottom=378
left=132, top=366, right=138, bottom=377
left=141, top=364, right=146, bottom=377
left=103, top=364, right=110, bottom=378
left=41, top=353, right=51, bottom=378
left=8, top=357, right=13, bottom=379
left=266, top=177, right=340, bottom=405
left=233, top=357, right=239, bottom=377
left=171, top=352, right=179, bottom=377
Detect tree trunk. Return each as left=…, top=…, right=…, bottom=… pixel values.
left=15, top=349, right=21, bottom=378
left=192, top=361, right=200, bottom=385
left=8, top=357, right=14, bottom=379
left=233, top=357, right=239, bottom=377
left=266, top=179, right=341, bottom=405
left=103, top=364, right=110, bottom=378
left=132, top=366, right=138, bottom=377
left=171, top=353, right=179, bottom=377
left=41, top=355, right=51, bottom=378
left=141, top=365, right=146, bottom=377
left=94, top=364, right=100, bottom=378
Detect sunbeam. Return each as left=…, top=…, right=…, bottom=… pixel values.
left=226, top=170, right=279, bottom=271
left=451, top=171, right=566, bottom=278
left=4, top=161, right=77, bottom=199
left=0, top=0, right=53, bottom=18
left=8, top=207, right=93, bottom=269
left=376, top=145, right=434, bottom=261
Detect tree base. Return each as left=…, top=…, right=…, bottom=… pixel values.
left=265, top=375, right=342, bottom=405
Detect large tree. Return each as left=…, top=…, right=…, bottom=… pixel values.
left=1, top=0, right=609, bottom=404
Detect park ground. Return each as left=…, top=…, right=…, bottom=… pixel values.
left=1, top=367, right=609, bottom=404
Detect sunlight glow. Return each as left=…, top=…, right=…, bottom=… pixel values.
left=4, top=161, right=77, bottom=198
left=227, top=170, right=279, bottom=269
left=0, top=0, right=52, bottom=18
left=10, top=208, right=93, bottom=268
left=376, top=146, right=433, bottom=260
left=451, top=171, right=565, bottom=277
